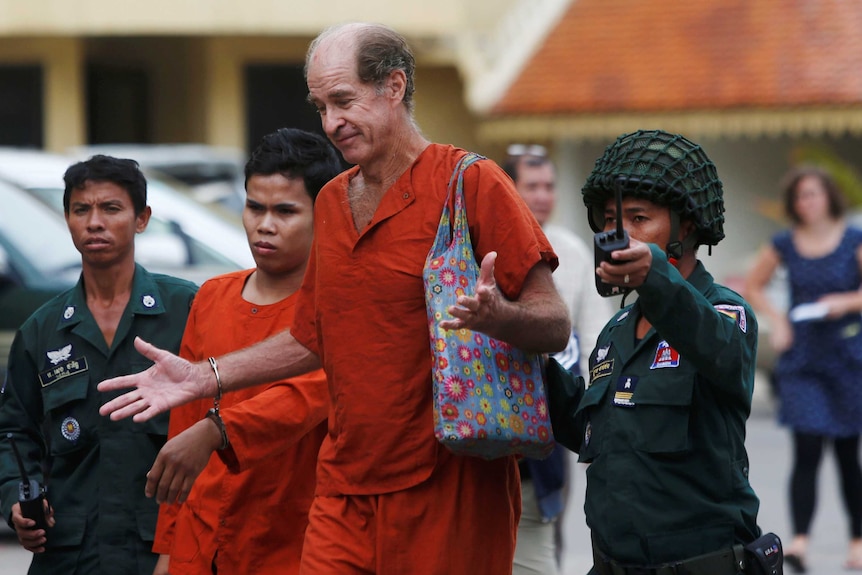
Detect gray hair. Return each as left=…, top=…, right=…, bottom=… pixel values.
left=305, top=23, right=416, bottom=113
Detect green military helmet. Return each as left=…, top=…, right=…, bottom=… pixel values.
left=582, top=129, right=725, bottom=247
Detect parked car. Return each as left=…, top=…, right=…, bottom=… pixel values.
left=0, top=181, right=81, bottom=380
left=69, top=144, right=247, bottom=214
left=0, top=148, right=253, bottom=282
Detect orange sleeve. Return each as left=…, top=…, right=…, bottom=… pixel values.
left=292, top=231, right=321, bottom=357
left=217, top=368, right=329, bottom=473
left=462, top=159, right=558, bottom=300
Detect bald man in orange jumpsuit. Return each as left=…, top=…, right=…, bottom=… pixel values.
left=99, top=23, right=570, bottom=575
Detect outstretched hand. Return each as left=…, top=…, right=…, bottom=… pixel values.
left=439, top=251, right=504, bottom=333
left=98, top=337, right=210, bottom=422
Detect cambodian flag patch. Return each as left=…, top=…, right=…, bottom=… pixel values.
left=650, top=340, right=680, bottom=369
left=714, top=304, right=747, bottom=333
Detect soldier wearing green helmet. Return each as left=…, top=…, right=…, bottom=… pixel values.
left=582, top=129, right=726, bottom=259
left=547, top=130, right=780, bottom=575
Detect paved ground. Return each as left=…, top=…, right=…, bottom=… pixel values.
left=0, top=393, right=856, bottom=574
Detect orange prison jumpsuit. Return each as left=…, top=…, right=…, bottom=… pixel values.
left=153, top=270, right=329, bottom=574
left=291, top=144, right=558, bottom=575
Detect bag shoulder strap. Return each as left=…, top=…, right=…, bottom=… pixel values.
left=428, top=152, right=486, bottom=255
left=446, top=151, right=484, bottom=197
left=445, top=151, right=485, bottom=225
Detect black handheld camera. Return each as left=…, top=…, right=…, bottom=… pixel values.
left=593, top=182, right=630, bottom=297
left=6, top=433, right=49, bottom=531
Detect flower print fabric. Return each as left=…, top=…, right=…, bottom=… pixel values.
left=423, top=152, right=554, bottom=460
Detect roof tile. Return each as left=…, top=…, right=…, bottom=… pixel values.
left=493, top=0, right=862, bottom=115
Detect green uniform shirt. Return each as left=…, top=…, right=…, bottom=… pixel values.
left=548, top=244, right=761, bottom=566
left=0, top=265, right=196, bottom=575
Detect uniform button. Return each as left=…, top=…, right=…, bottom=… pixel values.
left=402, top=192, right=409, bottom=199
left=251, top=308, right=258, bottom=314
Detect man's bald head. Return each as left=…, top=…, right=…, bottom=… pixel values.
left=305, top=22, right=416, bottom=113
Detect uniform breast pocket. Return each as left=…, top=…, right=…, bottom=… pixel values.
left=629, top=372, right=694, bottom=454
left=41, top=371, right=89, bottom=412
left=41, top=372, right=92, bottom=456
left=574, top=379, right=609, bottom=463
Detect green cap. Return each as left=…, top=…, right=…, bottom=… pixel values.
left=582, top=129, right=725, bottom=247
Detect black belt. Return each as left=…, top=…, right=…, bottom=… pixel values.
left=592, top=542, right=747, bottom=575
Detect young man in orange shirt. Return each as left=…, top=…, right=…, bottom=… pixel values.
left=101, top=23, right=570, bottom=574
left=149, top=128, right=341, bottom=575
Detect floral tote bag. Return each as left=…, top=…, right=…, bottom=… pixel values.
left=422, top=152, right=555, bottom=460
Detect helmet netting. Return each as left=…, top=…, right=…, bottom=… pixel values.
left=582, top=130, right=725, bottom=246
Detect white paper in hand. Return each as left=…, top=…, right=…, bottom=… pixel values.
left=788, top=302, right=829, bottom=323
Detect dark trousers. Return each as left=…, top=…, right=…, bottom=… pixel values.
left=790, top=432, right=862, bottom=537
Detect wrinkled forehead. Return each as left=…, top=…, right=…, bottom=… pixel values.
left=307, top=43, right=359, bottom=93
left=309, top=45, right=349, bottom=74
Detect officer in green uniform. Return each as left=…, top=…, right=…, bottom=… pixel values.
left=547, top=130, right=765, bottom=574
left=0, top=155, right=197, bottom=575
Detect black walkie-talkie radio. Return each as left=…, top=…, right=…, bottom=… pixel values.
left=6, top=433, right=49, bottom=530
left=594, top=181, right=630, bottom=297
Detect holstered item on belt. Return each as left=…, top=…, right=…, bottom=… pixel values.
left=592, top=542, right=747, bottom=575
left=743, top=532, right=783, bottom=575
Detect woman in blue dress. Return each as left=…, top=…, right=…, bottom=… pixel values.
left=746, top=166, right=862, bottom=572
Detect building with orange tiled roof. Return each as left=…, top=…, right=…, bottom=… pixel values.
left=484, top=0, right=862, bottom=140
left=473, top=0, right=862, bottom=294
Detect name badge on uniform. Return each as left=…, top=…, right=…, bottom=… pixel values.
left=39, top=357, right=89, bottom=387
left=590, top=360, right=614, bottom=386
left=589, top=344, right=613, bottom=387
left=650, top=340, right=680, bottom=369
left=613, top=375, right=638, bottom=407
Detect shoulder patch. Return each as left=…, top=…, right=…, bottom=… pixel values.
left=714, top=304, right=747, bottom=333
